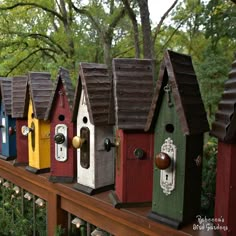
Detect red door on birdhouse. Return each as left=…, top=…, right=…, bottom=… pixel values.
left=211, top=58, right=236, bottom=236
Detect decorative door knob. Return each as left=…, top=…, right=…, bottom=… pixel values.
left=72, top=136, right=85, bottom=149
left=21, top=125, right=33, bottom=136
left=155, top=152, right=171, bottom=170
left=104, top=138, right=119, bottom=152
left=8, top=127, right=15, bottom=135
left=54, top=133, right=65, bottom=144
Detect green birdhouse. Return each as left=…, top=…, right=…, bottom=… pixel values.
left=145, top=50, right=209, bottom=229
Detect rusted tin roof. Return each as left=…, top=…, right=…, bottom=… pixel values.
left=45, top=67, right=74, bottom=120
left=1, top=78, right=13, bottom=116
left=72, top=63, right=114, bottom=125
left=211, top=59, right=236, bottom=143
left=28, top=72, right=53, bottom=120
left=112, top=58, right=154, bottom=130
left=145, top=50, right=209, bottom=135
left=12, top=75, right=29, bottom=118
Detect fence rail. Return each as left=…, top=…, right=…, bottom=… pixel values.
left=0, top=157, right=217, bottom=236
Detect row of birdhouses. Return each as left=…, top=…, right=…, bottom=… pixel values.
left=0, top=50, right=209, bottom=229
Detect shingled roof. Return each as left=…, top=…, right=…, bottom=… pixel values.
left=72, top=63, right=113, bottom=125
left=145, top=50, right=209, bottom=135
left=1, top=78, right=13, bottom=116
left=112, top=58, right=154, bottom=130
left=211, top=59, right=236, bottom=143
left=12, top=76, right=29, bottom=118
left=45, top=67, right=74, bottom=120
left=28, top=72, right=53, bottom=120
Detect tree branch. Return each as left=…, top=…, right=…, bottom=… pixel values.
left=153, top=0, right=178, bottom=44
left=0, top=2, right=64, bottom=22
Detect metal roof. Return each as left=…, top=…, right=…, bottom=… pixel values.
left=12, top=75, right=28, bottom=118
left=145, top=50, right=209, bottom=135
left=45, top=67, right=74, bottom=120
left=72, top=63, right=113, bottom=125
left=113, top=58, right=154, bottom=130
left=211, top=59, right=236, bottom=143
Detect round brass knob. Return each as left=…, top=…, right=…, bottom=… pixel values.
left=155, top=152, right=171, bottom=170
left=72, top=136, right=85, bottom=149
left=54, top=133, right=65, bottom=144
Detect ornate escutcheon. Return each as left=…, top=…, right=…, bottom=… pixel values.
left=159, top=137, right=176, bottom=196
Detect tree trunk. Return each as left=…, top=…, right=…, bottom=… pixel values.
left=137, top=0, right=153, bottom=59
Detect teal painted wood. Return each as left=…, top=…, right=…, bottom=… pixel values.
left=152, top=91, right=186, bottom=222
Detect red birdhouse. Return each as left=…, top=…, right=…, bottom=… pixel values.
left=12, top=75, right=29, bottom=166
left=109, top=58, right=154, bottom=208
left=45, top=67, right=76, bottom=183
left=211, top=58, right=236, bottom=236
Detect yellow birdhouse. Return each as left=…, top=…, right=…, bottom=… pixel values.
left=22, top=72, right=53, bottom=174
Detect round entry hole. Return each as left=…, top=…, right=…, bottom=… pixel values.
left=58, top=114, right=65, bottom=121
left=83, top=116, right=88, bottom=124
left=165, top=124, right=174, bottom=133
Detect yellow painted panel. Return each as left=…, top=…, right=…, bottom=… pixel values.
left=28, top=99, right=50, bottom=169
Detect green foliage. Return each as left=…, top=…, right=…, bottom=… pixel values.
left=201, top=137, right=218, bottom=218
left=0, top=186, right=47, bottom=236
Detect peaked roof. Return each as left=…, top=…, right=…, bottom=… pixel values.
left=28, top=72, right=53, bottom=120
left=1, top=78, right=13, bottom=116
left=72, top=62, right=113, bottom=125
left=12, top=75, right=29, bottom=118
left=45, top=67, right=74, bottom=120
left=211, top=59, right=236, bottom=143
left=145, top=50, right=209, bottom=135
left=112, top=58, right=154, bottom=130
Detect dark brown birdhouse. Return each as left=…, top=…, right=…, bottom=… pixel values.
left=210, top=58, right=236, bottom=236
left=109, top=58, right=154, bottom=208
left=12, top=75, right=29, bottom=166
left=72, top=63, right=115, bottom=195
left=145, top=50, right=209, bottom=228
left=45, top=67, right=76, bottom=183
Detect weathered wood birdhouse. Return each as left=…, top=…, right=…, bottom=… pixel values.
left=22, top=72, right=53, bottom=174
left=108, top=58, right=154, bottom=208
left=12, top=75, right=29, bottom=166
left=72, top=63, right=114, bottom=195
left=145, top=50, right=209, bottom=228
left=210, top=58, right=236, bottom=236
left=0, top=78, right=17, bottom=160
left=45, top=67, right=76, bottom=183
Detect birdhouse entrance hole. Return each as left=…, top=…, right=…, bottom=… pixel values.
left=165, top=124, right=174, bottom=133
left=58, top=114, right=65, bottom=121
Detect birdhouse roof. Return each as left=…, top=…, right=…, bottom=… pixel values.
left=145, top=50, right=209, bottom=135
left=211, top=59, right=236, bottom=143
left=113, top=58, right=154, bottom=130
left=1, top=78, right=13, bottom=116
left=72, top=63, right=114, bottom=125
left=12, top=75, right=29, bottom=118
left=28, top=72, right=53, bottom=120
left=45, top=67, right=74, bottom=120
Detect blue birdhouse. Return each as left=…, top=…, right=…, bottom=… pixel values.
left=0, top=78, right=16, bottom=160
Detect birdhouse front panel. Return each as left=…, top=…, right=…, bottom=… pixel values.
left=0, top=79, right=16, bottom=159
left=75, top=89, right=114, bottom=189
left=72, top=63, right=114, bottom=194
left=45, top=68, right=76, bottom=182
left=115, top=129, right=153, bottom=203
left=109, top=58, right=154, bottom=207
left=24, top=72, right=53, bottom=173
left=12, top=75, right=29, bottom=165
left=145, top=50, right=209, bottom=228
